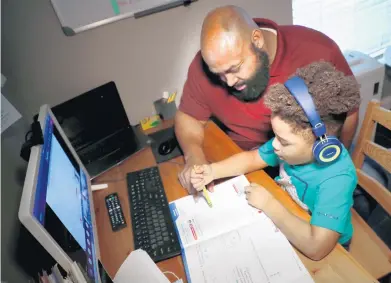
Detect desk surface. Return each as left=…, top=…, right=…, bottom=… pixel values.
left=93, top=121, right=378, bottom=283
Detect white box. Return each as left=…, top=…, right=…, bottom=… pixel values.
left=344, top=50, right=385, bottom=147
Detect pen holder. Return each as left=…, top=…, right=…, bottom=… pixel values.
left=154, top=98, right=177, bottom=120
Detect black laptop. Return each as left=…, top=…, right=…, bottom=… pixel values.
left=50, top=81, right=144, bottom=179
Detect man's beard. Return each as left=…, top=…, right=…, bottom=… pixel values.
left=229, top=47, right=270, bottom=102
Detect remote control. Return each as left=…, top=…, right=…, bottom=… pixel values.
left=105, top=193, right=127, bottom=232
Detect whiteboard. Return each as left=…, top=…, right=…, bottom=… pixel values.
left=50, top=0, right=196, bottom=36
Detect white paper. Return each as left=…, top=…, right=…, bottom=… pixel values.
left=171, top=175, right=263, bottom=248
left=169, top=175, right=314, bottom=283
left=1, top=93, right=22, bottom=133
left=114, top=249, right=170, bottom=283
left=184, top=214, right=314, bottom=283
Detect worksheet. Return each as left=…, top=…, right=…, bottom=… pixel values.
left=170, top=175, right=261, bottom=247
left=169, top=175, right=314, bottom=283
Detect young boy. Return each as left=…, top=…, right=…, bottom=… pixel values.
left=190, top=61, right=361, bottom=261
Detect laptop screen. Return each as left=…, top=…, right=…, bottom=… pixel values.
left=34, top=113, right=99, bottom=282
left=51, top=81, right=131, bottom=151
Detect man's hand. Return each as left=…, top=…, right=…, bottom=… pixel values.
left=178, top=159, right=214, bottom=195
left=244, top=183, right=275, bottom=211
left=190, top=164, right=214, bottom=192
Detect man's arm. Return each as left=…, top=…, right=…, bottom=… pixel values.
left=175, top=110, right=209, bottom=193
left=175, top=110, right=207, bottom=164
left=329, top=41, right=360, bottom=150
left=340, top=110, right=359, bottom=150
left=175, top=52, right=214, bottom=193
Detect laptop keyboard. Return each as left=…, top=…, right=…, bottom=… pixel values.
left=78, top=130, right=127, bottom=163
left=127, top=166, right=181, bottom=262
left=81, top=141, right=118, bottom=163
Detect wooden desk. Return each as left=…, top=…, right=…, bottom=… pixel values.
left=93, top=121, right=378, bottom=283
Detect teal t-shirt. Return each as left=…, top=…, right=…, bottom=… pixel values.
left=258, top=138, right=357, bottom=244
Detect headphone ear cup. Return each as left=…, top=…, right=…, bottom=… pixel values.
left=313, top=136, right=342, bottom=164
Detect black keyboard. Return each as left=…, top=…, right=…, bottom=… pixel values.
left=127, top=166, right=181, bottom=262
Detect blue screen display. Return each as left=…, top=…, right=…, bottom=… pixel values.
left=34, top=114, right=99, bottom=281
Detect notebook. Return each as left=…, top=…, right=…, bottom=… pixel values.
left=169, top=175, right=315, bottom=283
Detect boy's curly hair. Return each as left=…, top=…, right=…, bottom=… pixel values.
left=264, top=61, right=361, bottom=140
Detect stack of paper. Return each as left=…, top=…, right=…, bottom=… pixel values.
left=38, top=264, right=73, bottom=283
left=169, top=175, right=315, bottom=283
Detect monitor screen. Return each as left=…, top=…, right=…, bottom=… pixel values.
left=33, top=113, right=99, bottom=282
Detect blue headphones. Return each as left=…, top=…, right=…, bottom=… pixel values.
left=284, top=76, right=342, bottom=165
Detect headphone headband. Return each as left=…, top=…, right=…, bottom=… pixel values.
left=284, top=76, right=326, bottom=138
left=283, top=75, right=342, bottom=165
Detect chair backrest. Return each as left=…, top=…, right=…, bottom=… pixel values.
left=351, top=99, right=391, bottom=216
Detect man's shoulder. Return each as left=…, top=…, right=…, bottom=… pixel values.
left=189, top=51, right=202, bottom=67
left=280, top=24, right=336, bottom=49
left=276, top=24, right=344, bottom=75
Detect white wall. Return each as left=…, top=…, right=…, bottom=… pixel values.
left=1, top=0, right=292, bottom=281
left=2, top=0, right=292, bottom=125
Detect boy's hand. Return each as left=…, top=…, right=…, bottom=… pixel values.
left=244, top=183, right=274, bottom=211
left=190, top=165, right=214, bottom=192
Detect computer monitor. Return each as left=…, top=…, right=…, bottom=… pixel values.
left=19, top=104, right=102, bottom=282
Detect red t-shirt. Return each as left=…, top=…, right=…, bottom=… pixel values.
left=178, top=18, right=355, bottom=150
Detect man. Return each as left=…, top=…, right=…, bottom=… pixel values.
left=175, top=5, right=359, bottom=194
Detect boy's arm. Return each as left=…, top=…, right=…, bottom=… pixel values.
left=211, top=138, right=279, bottom=179
left=263, top=199, right=340, bottom=261
left=250, top=173, right=355, bottom=260
left=211, top=150, right=268, bottom=179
